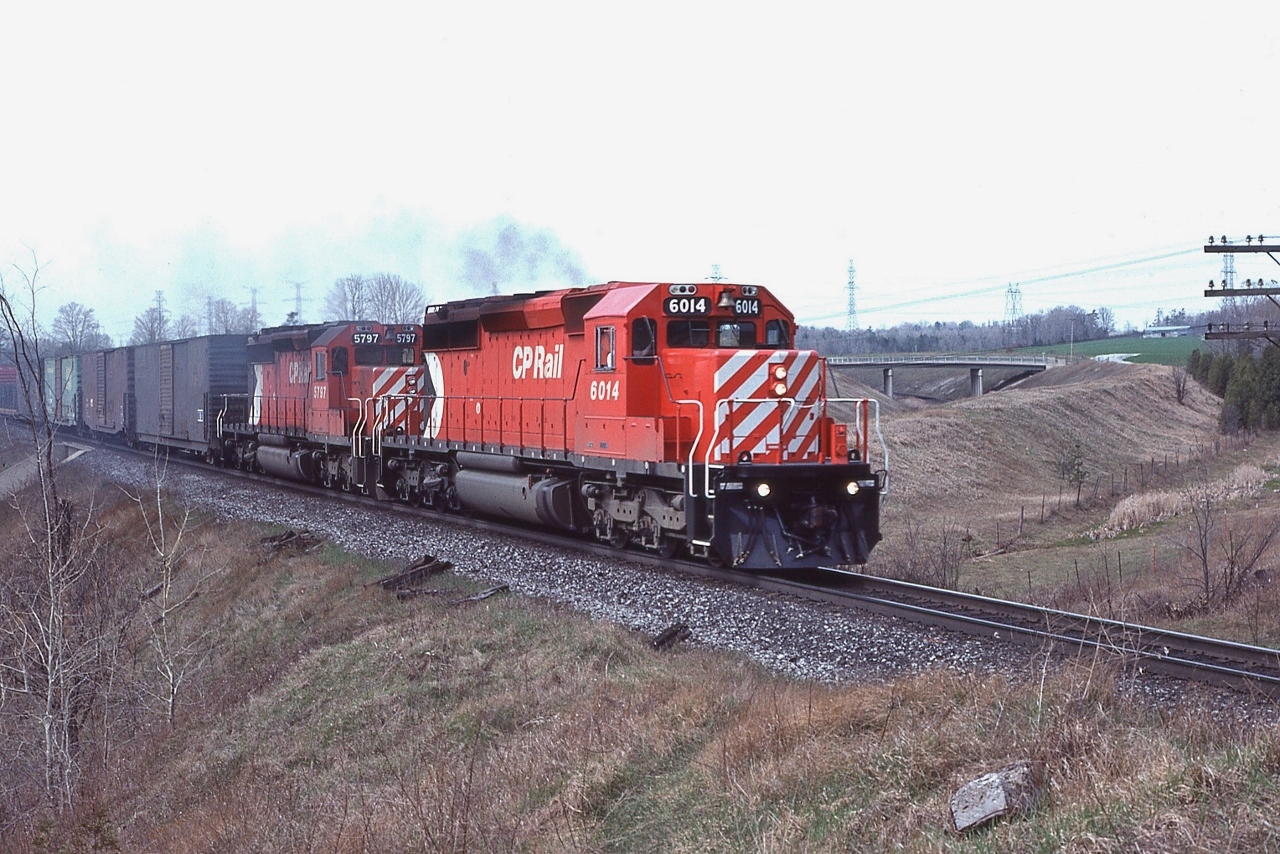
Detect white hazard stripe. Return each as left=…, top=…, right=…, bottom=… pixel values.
left=713, top=350, right=824, bottom=461
left=372, top=368, right=423, bottom=432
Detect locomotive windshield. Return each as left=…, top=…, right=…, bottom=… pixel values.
left=354, top=345, right=383, bottom=365
left=716, top=322, right=756, bottom=348
left=353, top=346, right=418, bottom=366
left=665, top=318, right=790, bottom=349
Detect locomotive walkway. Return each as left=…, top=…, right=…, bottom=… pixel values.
left=826, top=354, right=1060, bottom=397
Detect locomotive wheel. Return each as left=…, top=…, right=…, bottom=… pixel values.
left=608, top=525, right=629, bottom=549
left=706, top=548, right=726, bottom=568
left=659, top=535, right=681, bottom=560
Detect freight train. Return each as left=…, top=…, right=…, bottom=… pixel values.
left=4, top=281, right=886, bottom=569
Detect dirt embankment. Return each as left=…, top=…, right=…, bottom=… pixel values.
left=878, top=361, right=1222, bottom=522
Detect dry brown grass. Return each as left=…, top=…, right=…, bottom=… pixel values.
left=1090, top=463, right=1269, bottom=540
left=877, top=362, right=1222, bottom=524
left=861, top=361, right=1280, bottom=646
left=3, top=496, right=1279, bottom=852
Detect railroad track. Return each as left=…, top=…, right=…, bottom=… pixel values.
left=83, top=441, right=1280, bottom=698
left=705, top=567, right=1280, bottom=698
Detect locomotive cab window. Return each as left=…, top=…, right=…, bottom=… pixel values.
left=392, top=347, right=415, bottom=366
left=631, top=317, right=656, bottom=361
left=354, top=345, right=384, bottom=366
left=667, top=319, right=711, bottom=348
left=595, top=325, right=616, bottom=370
left=315, top=351, right=326, bottom=381
left=332, top=347, right=348, bottom=375
left=717, top=321, right=757, bottom=349
left=765, top=320, right=791, bottom=348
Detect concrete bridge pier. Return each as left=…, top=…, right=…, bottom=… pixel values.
left=970, top=368, right=983, bottom=397
left=883, top=368, right=894, bottom=398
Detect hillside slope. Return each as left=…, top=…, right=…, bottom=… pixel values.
left=878, top=362, right=1221, bottom=523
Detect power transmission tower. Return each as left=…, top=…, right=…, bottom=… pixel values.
left=1004, top=283, right=1023, bottom=345
left=284, top=280, right=308, bottom=324
left=846, top=261, right=857, bottom=332
left=708, top=264, right=725, bottom=283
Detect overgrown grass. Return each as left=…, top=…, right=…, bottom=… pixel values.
left=4, top=504, right=1278, bottom=852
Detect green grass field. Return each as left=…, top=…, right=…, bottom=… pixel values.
left=1020, top=333, right=1203, bottom=366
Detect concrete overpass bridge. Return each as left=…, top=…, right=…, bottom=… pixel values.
left=825, top=354, right=1059, bottom=397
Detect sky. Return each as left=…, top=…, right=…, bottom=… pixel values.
left=2, top=1, right=1277, bottom=344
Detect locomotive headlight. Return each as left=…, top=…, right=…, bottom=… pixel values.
left=772, top=365, right=787, bottom=381
left=846, top=481, right=861, bottom=496
left=755, top=482, right=772, bottom=498
left=772, top=381, right=788, bottom=396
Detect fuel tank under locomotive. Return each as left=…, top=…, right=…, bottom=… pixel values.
left=255, top=443, right=322, bottom=483
left=451, top=452, right=578, bottom=530
left=709, top=462, right=882, bottom=570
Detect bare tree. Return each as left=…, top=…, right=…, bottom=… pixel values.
left=1183, top=487, right=1217, bottom=604
left=1180, top=486, right=1280, bottom=606
left=208, top=298, right=258, bottom=335
left=170, top=314, right=200, bottom=340
left=367, top=273, right=425, bottom=324
left=1171, top=365, right=1189, bottom=405
left=324, top=274, right=368, bottom=321
left=130, top=306, right=169, bottom=345
left=128, top=454, right=218, bottom=726
left=1054, top=442, right=1089, bottom=508
left=50, top=302, right=110, bottom=355
left=879, top=515, right=966, bottom=590
left=0, top=254, right=124, bottom=813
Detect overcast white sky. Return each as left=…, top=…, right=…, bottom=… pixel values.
left=2, top=2, right=1277, bottom=343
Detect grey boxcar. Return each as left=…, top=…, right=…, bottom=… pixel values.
left=133, top=335, right=249, bottom=454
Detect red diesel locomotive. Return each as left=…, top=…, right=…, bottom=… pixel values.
left=209, top=281, right=885, bottom=569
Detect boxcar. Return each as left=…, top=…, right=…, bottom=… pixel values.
left=42, top=355, right=81, bottom=428
left=81, top=347, right=136, bottom=440
left=133, top=336, right=249, bottom=454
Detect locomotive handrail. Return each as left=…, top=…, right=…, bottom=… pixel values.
left=371, top=393, right=420, bottom=456
left=349, top=397, right=368, bottom=457
left=217, top=392, right=251, bottom=438
left=681, top=399, right=706, bottom=498
left=654, top=356, right=707, bottom=498
left=701, top=395, right=888, bottom=498
left=703, top=396, right=799, bottom=498
left=825, top=396, right=889, bottom=479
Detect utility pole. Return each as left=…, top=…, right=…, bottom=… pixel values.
left=1203, top=233, right=1280, bottom=346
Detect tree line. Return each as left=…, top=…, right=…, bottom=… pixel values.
left=28, top=273, right=429, bottom=357
left=797, top=305, right=1118, bottom=355
left=1188, top=345, right=1280, bottom=432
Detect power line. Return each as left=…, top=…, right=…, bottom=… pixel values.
left=796, top=245, right=1204, bottom=326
